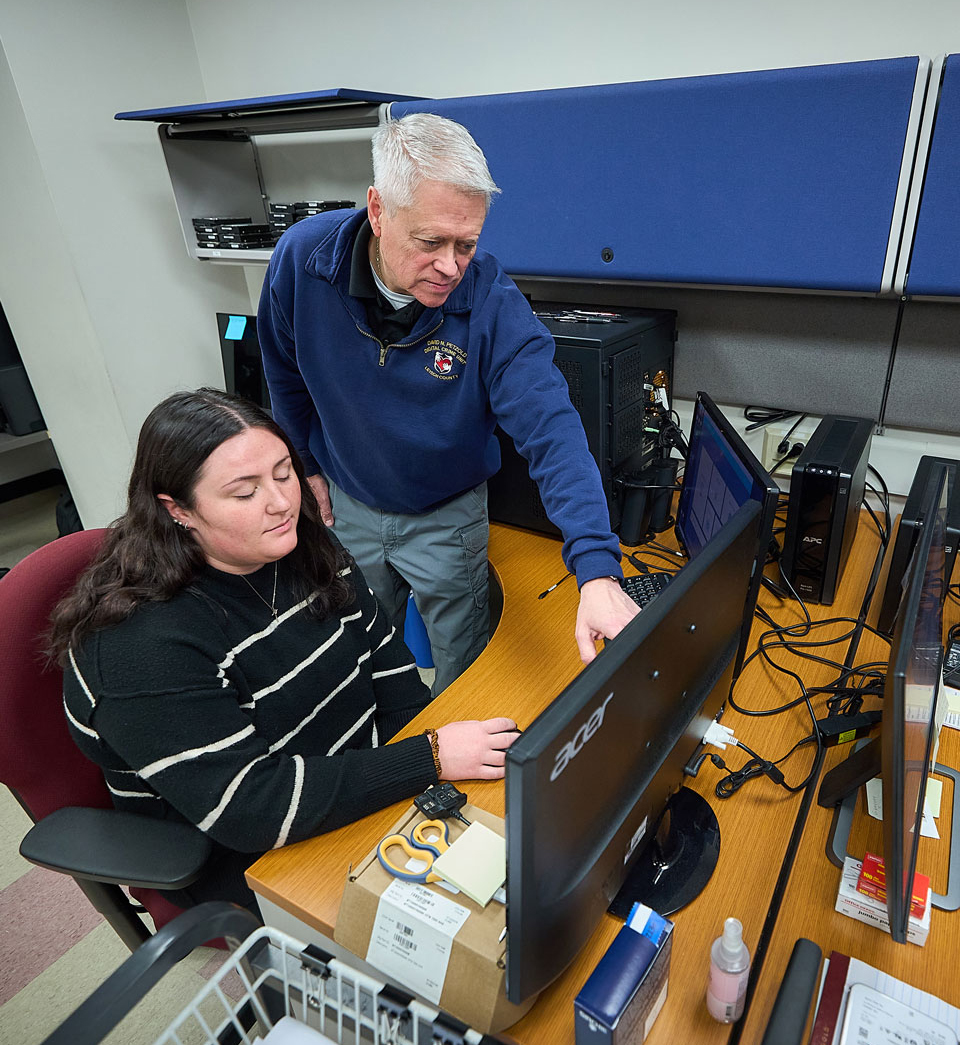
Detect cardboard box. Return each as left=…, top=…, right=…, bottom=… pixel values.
left=334, top=804, right=536, bottom=1034
left=574, top=904, right=673, bottom=1045
left=836, top=855, right=931, bottom=946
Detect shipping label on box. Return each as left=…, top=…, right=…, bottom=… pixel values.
left=335, top=804, right=535, bottom=1034
left=365, top=879, right=470, bottom=1003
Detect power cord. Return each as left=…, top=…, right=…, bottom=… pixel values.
left=700, top=720, right=819, bottom=796
left=771, top=442, right=805, bottom=473
left=773, top=413, right=808, bottom=464
left=626, top=548, right=684, bottom=573
left=743, top=405, right=803, bottom=432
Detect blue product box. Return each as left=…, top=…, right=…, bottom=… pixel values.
left=574, top=903, right=674, bottom=1044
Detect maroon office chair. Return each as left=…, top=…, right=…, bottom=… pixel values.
left=0, top=529, right=210, bottom=949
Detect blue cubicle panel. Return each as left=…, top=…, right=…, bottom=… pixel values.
left=392, top=59, right=920, bottom=293
left=906, top=55, right=960, bottom=297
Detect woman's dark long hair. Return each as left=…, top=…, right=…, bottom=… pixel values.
left=48, top=388, right=351, bottom=663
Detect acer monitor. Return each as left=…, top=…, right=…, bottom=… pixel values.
left=819, top=461, right=959, bottom=942
left=504, top=500, right=761, bottom=1004
left=674, top=391, right=780, bottom=677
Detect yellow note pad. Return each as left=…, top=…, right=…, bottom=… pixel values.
left=432, top=822, right=506, bottom=907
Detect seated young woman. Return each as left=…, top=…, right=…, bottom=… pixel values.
left=48, top=388, right=519, bottom=911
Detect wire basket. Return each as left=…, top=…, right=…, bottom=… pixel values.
left=155, top=924, right=486, bottom=1045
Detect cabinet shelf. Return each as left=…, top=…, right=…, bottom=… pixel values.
left=116, top=87, right=424, bottom=137
left=196, top=247, right=274, bottom=265
left=117, top=88, right=423, bottom=263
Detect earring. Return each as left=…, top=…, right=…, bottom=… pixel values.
left=174, top=518, right=189, bottom=530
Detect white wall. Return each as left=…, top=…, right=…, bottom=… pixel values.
left=185, top=0, right=960, bottom=99
left=0, top=0, right=250, bottom=525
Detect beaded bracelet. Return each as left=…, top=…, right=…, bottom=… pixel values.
left=423, top=727, right=443, bottom=780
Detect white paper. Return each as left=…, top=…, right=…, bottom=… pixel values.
left=839, top=982, right=958, bottom=1045
left=864, top=775, right=941, bottom=828
left=832, top=964, right=960, bottom=1045
left=920, top=809, right=940, bottom=839
left=941, top=685, right=960, bottom=731
left=365, top=878, right=470, bottom=1004
left=259, top=1015, right=336, bottom=1044
left=925, top=777, right=944, bottom=818
left=865, top=776, right=883, bottom=819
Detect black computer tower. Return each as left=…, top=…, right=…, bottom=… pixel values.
left=217, top=313, right=271, bottom=409
left=781, top=415, right=874, bottom=605
left=487, top=305, right=677, bottom=538
left=874, top=455, right=960, bottom=635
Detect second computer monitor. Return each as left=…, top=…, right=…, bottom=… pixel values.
left=674, top=391, right=781, bottom=675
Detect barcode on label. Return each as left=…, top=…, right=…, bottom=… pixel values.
left=396, top=922, right=414, bottom=936
left=393, top=934, right=417, bottom=951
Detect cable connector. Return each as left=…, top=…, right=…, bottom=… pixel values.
left=703, top=720, right=738, bottom=750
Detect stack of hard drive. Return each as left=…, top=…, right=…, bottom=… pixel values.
left=268, top=200, right=356, bottom=242
left=192, top=216, right=274, bottom=252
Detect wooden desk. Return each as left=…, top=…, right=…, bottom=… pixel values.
left=738, top=533, right=960, bottom=1043
left=247, top=514, right=956, bottom=1043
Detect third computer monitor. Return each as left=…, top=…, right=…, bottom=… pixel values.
left=817, top=460, right=951, bottom=942
left=883, top=462, right=949, bottom=941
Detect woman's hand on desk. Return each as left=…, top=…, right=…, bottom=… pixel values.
left=575, top=577, right=640, bottom=664
left=436, top=718, right=520, bottom=780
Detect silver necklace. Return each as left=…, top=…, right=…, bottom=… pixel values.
left=241, top=561, right=279, bottom=618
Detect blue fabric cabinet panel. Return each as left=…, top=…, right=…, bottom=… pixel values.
left=393, top=58, right=919, bottom=292
left=907, top=55, right=960, bottom=297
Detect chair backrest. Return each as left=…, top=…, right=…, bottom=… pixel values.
left=0, top=528, right=109, bottom=821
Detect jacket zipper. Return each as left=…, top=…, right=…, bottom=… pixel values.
left=354, top=317, right=445, bottom=367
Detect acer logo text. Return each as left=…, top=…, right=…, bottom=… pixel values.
left=550, top=692, right=614, bottom=781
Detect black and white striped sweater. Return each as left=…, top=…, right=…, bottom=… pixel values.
left=63, top=557, right=435, bottom=905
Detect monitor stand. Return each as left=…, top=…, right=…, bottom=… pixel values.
left=821, top=739, right=960, bottom=912
left=608, top=786, right=720, bottom=919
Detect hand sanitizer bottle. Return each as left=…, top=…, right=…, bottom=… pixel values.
left=706, top=916, right=750, bottom=1022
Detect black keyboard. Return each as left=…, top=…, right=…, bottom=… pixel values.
left=620, top=571, right=672, bottom=608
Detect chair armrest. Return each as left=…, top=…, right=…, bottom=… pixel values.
left=20, top=807, right=212, bottom=890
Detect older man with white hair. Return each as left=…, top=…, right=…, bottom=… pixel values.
left=258, top=112, right=637, bottom=696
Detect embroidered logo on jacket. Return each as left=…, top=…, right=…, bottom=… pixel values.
left=424, top=340, right=467, bottom=380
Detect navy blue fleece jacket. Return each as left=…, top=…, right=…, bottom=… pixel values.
left=257, top=208, right=622, bottom=585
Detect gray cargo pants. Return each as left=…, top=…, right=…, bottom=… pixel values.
left=329, top=481, right=490, bottom=697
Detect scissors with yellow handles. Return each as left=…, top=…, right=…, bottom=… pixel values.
left=376, top=819, right=450, bottom=884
